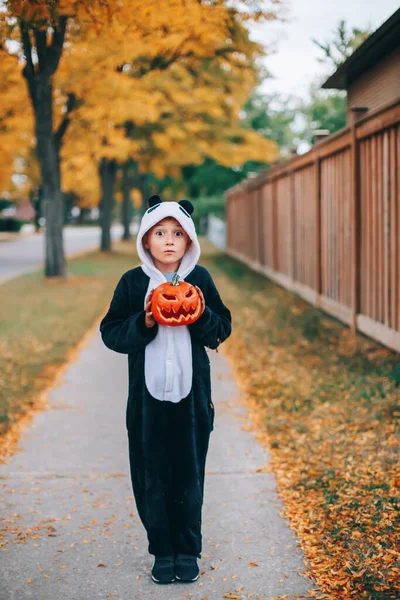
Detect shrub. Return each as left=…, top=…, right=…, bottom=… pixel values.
left=0, top=218, right=24, bottom=232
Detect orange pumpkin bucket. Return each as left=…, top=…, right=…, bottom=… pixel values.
left=151, top=274, right=202, bottom=326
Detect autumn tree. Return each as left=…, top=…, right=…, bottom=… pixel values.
left=0, top=1, right=110, bottom=276
left=0, top=49, right=34, bottom=194
left=59, top=4, right=280, bottom=250
left=1, top=0, right=282, bottom=260
left=120, top=159, right=139, bottom=240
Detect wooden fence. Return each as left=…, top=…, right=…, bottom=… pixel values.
left=225, top=98, right=400, bottom=353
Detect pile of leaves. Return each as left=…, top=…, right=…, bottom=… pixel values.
left=204, top=245, right=399, bottom=599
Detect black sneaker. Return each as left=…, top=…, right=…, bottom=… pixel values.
left=174, top=553, right=199, bottom=582
left=151, top=555, right=175, bottom=584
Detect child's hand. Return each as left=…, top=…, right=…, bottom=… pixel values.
left=145, top=289, right=156, bottom=328
left=194, top=286, right=205, bottom=315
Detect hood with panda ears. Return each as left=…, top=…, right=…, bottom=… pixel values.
left=136, top=195, right=201, bottom=282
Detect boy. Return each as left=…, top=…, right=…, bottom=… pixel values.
left=99, top=195, right=232, bottom=584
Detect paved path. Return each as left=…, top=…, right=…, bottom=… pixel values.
left=0, top=223, right=138, bottom=283
left=0, top=327, right=315, bottom=600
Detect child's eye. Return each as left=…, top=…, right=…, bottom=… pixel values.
left=175, top=231, right=183, bottom=236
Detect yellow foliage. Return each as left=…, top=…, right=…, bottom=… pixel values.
left=130, top=188, right=141, bottom=209
left=1, top=0, right=281, bottom=198
left=0, top=51, right=35, bottom=192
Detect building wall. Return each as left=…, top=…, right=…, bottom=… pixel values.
left=347, top=46, right=400, bottom=119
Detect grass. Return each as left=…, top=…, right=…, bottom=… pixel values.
left=0, top=240, right=139, bottom=444
left=197, top=244, right=400, bottom=599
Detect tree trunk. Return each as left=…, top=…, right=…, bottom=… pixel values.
left=121, top=162, right=133, bottom=241
left=138, top=173, right=150, bottom=218
left=99, top=158, right=118, bottom=251
left=30, top=186, right=41, bottom=232
left=20, top=18, right=68, bottom=277
left=35, top=77, right=66, bottom=276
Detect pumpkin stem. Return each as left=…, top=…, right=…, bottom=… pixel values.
left=171, top=273, right=181, bottom=286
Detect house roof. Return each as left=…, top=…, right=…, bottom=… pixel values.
left=322, top=8, right=400, bottom=90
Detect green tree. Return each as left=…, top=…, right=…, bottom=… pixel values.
left=312, top=20, right=372, bottom=71
left=240, top=91, right=298, bottom=154
left=300, top=20, right=373, bottom=141
left=174, top=90, right=298, bottom=197
left=299, top=85, right=347, bottom=144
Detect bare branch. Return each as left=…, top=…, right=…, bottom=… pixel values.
left=47, top=15, right=68, bottom=75
left=20, top=21, right=36, bottom=106
left=54, top=93, right=76, bottom=151
left=35, top=29, right=47, bottom=71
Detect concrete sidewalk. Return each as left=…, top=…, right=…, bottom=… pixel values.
left=0, top=326, right=315, bottom=600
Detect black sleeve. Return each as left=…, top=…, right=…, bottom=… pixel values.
left=188, top=272, right=232, bottom=350
left=99, top=275, right=158, bottom=354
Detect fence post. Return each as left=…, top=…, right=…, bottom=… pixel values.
left=272, top=179, right=278, bottom=271
left=315, top=154, right=322, bottom=307
left=257, top=187, right=265, bottom=266
left=351, top=124, right=361, bottom=333
left=290, top=169, right=295, bottom=282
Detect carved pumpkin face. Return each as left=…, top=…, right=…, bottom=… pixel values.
left=151, top=274, right=202, bottom=326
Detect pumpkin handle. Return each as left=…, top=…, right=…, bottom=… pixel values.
left=171, top=273, right=181, bottom=286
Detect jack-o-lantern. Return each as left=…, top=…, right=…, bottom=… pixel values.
left=151, top=274, right=202, bottom=326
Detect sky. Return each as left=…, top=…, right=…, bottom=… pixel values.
left=251, top=0, right=400, bottom=101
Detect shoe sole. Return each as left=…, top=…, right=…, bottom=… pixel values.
left=175, top=574, right=199, bottom=583
left=151, top=574, right=176, bottom=584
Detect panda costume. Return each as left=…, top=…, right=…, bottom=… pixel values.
left=99, top=195, right=232, bottom=559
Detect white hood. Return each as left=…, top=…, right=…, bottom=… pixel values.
left=136, top=198, right=201, bottom=282
left=136, top=196, right=201, bottom=403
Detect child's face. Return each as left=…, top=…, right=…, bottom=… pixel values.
left=143, top=217, right=192, bottom=272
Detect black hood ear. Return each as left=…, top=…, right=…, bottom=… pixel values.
left=148, top=195, right=162, bottom=207
left=178, top=200, right=194, bottom=215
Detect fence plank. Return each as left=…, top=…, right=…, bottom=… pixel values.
left=383, top=130, right=390, bottom=327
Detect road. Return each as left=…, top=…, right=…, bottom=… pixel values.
left=0, top=223, right=138, bottom=283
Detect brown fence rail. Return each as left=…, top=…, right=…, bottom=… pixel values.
left=225, top=99, right=400, bottom=353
